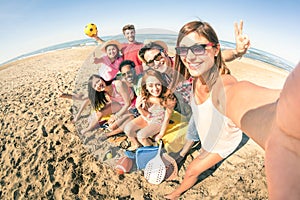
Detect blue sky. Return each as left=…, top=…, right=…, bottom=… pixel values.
left=1, top=0, right=299, bottom=66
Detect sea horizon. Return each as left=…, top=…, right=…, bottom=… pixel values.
left=0, top=33, right=295, bottom=72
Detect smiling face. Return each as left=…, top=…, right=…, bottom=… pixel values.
left=92, top=76, right=106, bottom=92
left=123, top=29, right=136, bottom=43
left=120, top=64, right=137, bottom=86
left=179, top=32, right=219, bottom=77
left=144, top=48, right=168, bottom=73
left=105, top=45, right=119, bottom=59
left=145, top=75, right=162, bottom=97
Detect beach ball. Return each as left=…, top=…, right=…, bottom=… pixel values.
left=84, top=23, right=97, bottom=37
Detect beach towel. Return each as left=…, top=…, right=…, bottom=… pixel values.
left=162, top=111, right=189, bottom=152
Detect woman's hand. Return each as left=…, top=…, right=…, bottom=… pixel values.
left=234, top=20, right=250, bottom=57
left=136, top=95, right=146, bottom=109
left=154, top=133, right=164, bottom=142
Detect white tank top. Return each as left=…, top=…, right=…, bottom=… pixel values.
left=191, top=94, right=242, bottom=158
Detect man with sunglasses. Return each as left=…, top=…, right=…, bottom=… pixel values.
left=92, top=24, right=144, bottom=75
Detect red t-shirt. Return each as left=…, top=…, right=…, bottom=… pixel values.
left=121, top=42, right=144, bottom=75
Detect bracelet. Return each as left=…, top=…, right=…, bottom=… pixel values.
left=233, top=50, right=243, bottom=60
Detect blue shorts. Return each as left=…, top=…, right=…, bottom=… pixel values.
left=186, top=115, right=200, bottom=141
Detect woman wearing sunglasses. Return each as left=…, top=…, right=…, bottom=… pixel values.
left=165, top=20, right=300, bottom=200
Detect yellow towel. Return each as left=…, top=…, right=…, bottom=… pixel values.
left=162, top=111, right=188, bottom=153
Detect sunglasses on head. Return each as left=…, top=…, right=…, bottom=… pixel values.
left=146, top=51, right=163, bottom=67
left=175, top=42, right=216, bottom=56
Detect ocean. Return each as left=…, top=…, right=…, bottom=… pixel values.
left=1, top=34, right=295, bottom=72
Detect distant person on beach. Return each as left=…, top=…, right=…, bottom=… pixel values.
left=123, top=70, right=176, bottom=151
left=73, top=74, right=134, bottom=135
left=165, top=20, right=300, bottom=200
left=92, top=24, right=144, bottom=75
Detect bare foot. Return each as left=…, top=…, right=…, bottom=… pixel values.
left=127, top=144, right=141, bottom=152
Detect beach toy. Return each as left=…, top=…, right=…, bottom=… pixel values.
left=115, top=156, right=133, bottom=174
left=144, top=140, right=166, bottom=184
left=84, top=23, right=97, bottom=37
left=135, top=146, right=159, bottom=170
left=106, top=152, right=113, bottom=159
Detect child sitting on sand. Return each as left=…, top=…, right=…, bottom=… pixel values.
left=123, top=70, right=176, bottom=151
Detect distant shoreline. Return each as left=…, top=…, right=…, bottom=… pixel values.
left=0, top=34, right=296, bottom=71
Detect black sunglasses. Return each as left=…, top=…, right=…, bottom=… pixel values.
left=175, top=43, right=216, bottom=56
left=145, top=51, right=163, bottom=67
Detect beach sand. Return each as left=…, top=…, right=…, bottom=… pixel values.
left=0, top=46, right=289, bottom=199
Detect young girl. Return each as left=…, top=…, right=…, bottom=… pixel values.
left=74, top=74, right=134, bottom=135
left=165, top=20, right=300, bottom=199
left=123, top=70, right=176, bottom=151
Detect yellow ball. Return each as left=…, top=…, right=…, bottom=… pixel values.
left=84, top=23, right=97, bottom=37
left=106, top=152, right=113, bottom=159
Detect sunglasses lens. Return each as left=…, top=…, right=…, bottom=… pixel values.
left=146, top=52, right=161, bottom=66
left=175, top=47, right=188, bottom=56
left=191, top=45, right=205, bottom=55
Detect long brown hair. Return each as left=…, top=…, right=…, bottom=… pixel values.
left=172, top=21, right=230, bottom=88
left=141, top=70, right=169, bottom=102
left=87, top=74, right=113, bottom=111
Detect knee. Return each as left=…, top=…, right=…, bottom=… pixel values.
left=123, top=125, right=135, bottom=137
left=185, top=165, right=200, bottom=179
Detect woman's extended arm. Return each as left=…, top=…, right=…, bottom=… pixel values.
left=73, top=99, right=90, bottom=123
left=218, top=74, right=281, bottom=148
left=265, top=63, right=300, bottom=199
left=221, top=63, right=300, bottom=199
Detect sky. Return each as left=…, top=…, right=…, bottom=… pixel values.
left=0, top=0, right=299, bottom=66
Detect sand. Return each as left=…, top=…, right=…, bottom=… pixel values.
left=0, top=46, right=289, bottom=199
